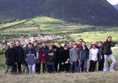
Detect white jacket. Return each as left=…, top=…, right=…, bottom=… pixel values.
left=89, top=48, right=99, bottom=61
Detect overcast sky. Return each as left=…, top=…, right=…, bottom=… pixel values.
left=107, top=0, right=118, bottom=5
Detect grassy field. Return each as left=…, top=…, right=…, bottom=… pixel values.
left=0, top=16, right=118, bottom=36
left=70, top=31, right=118, bottom=43
left=0, top=71, right=118, bottom=83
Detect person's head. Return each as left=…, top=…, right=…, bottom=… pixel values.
left=64, top=46, right=68, bottom=50
left=16, top=40, right=20, bottom=47
left=79, top=39, right=83, bottom=44
left=33, top=41, right=38, bottom=47
left=58, top=43, right=61, bottom=48
left=82, top=41, right=86, bottom=47
left=28, top=43, right=33, bottom=49
left=42, top=42, right=46, bottom=48
left=92, top=44, right=96, bottom=49
left=50, top=41, right=54, bottom=46
left=107, top=36, right=112, bottom=42
left=69, top=42, right=73, bottom=48
left=9, top=42, right=14, bottom=48
left=73, top=43, right=77, bottom=49
left=98, top=41, right=103, bottom=47
left=49, top=45, right=53, bottom=50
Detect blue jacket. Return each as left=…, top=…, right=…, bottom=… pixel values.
left=24, top=48, right=36, bottom=65
left=15, top=46, right=24, bottom=63
left=78, top=47, right=89, bottom=60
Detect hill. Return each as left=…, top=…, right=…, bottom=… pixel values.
left=0, top=0, right=118, bottom=26
left=114, top=4, right=118, bottom=10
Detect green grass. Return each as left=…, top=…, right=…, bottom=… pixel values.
left=1, top=16, right=118, bottom=37
left=70, top=31, right=118, bottom=43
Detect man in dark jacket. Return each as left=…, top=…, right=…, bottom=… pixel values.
left=78, top=41, right=89, bottom=73
left=46, top=45, right=56, bottom=73
left=5, top=42, right=17, bottom=74
left=103, top=36, right=116, bottom=72
left=15, top=40, right=24, bottom=74
left=55, top=43, right=64, bottom=72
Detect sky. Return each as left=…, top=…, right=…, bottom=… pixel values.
left=107, top=0, right=118, bottom=5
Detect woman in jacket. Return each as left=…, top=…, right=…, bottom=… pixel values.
left=40, top=42, right=48, bottom=73
left=46, top=45, right=56, bottom=73
left=89, top=44, right=99, bottom=72
left=61, top=45, right=70, bottom=72
left=103, top=36, right=116, bottom=72
left=33, top=41, right=41, bottom=74
left=98, top=41, right=104, bottom=71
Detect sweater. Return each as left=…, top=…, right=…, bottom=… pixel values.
left=69, top=48, right=79, bottom=62
left=89, top=48, right=99, bottom=61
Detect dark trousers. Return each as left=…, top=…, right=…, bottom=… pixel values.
left=5, top=65, right=15, bottom=74
left=98, top=60, right=104, bottom=71
left=36, top=63, right=41, bottom=73
left=69, top=61, right=77, bottom=73
left=17, top=62, right=21, bottom=73
left=42, top=63, right=46, bottom=73
left=89, top=60, right=97, bottom=72
left=61, top=64, right=70, bottom=72
left=55, top=61, right=62, bottom=72
left=14, top=62, right=22, bottom=73
left=47, top=64, right=55, bottom=73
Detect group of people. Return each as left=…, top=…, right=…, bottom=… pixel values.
left=4, top=36, right=117, bottom=75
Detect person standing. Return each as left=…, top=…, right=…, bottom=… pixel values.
left=78, top=41, right=89, bottom=73
left=33, top=41, right=41, bottom=74
left=98, top=41, right=104, bottom=71
left=15, top=40, right=24, bottom=74
left=40, top=42, right=48, bottom=73
left=103, top=36, right=116, bottom=72
left=55, top=43, right=64, bottom=72
left=5, top=42, right=17, bottom=74
left=46, top=45, right=56, bottom=73
left=69, top=43, right=79, bottom=73
left=61, top=46, right=70, bottom=72
left=24, top=43, right=36, bottom=75
left=89, top=44, right=99, bottom=72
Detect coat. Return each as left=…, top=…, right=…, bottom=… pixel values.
left=103, top=41, right=115, bottom=55
left=46, top=50, right=56, bottom=65
left=24, top=48, right=36, bottom=65
left=5, top=47, right=17, bottom=66
left=78, top=47, right=89, bottom=61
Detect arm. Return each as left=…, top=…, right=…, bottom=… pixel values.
left=110, top=41, right=115, bottom=47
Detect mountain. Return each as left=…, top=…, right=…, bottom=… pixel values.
left=0, top=0, right=118, bottom=26
left=114, top=4, right=118, bottom=10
